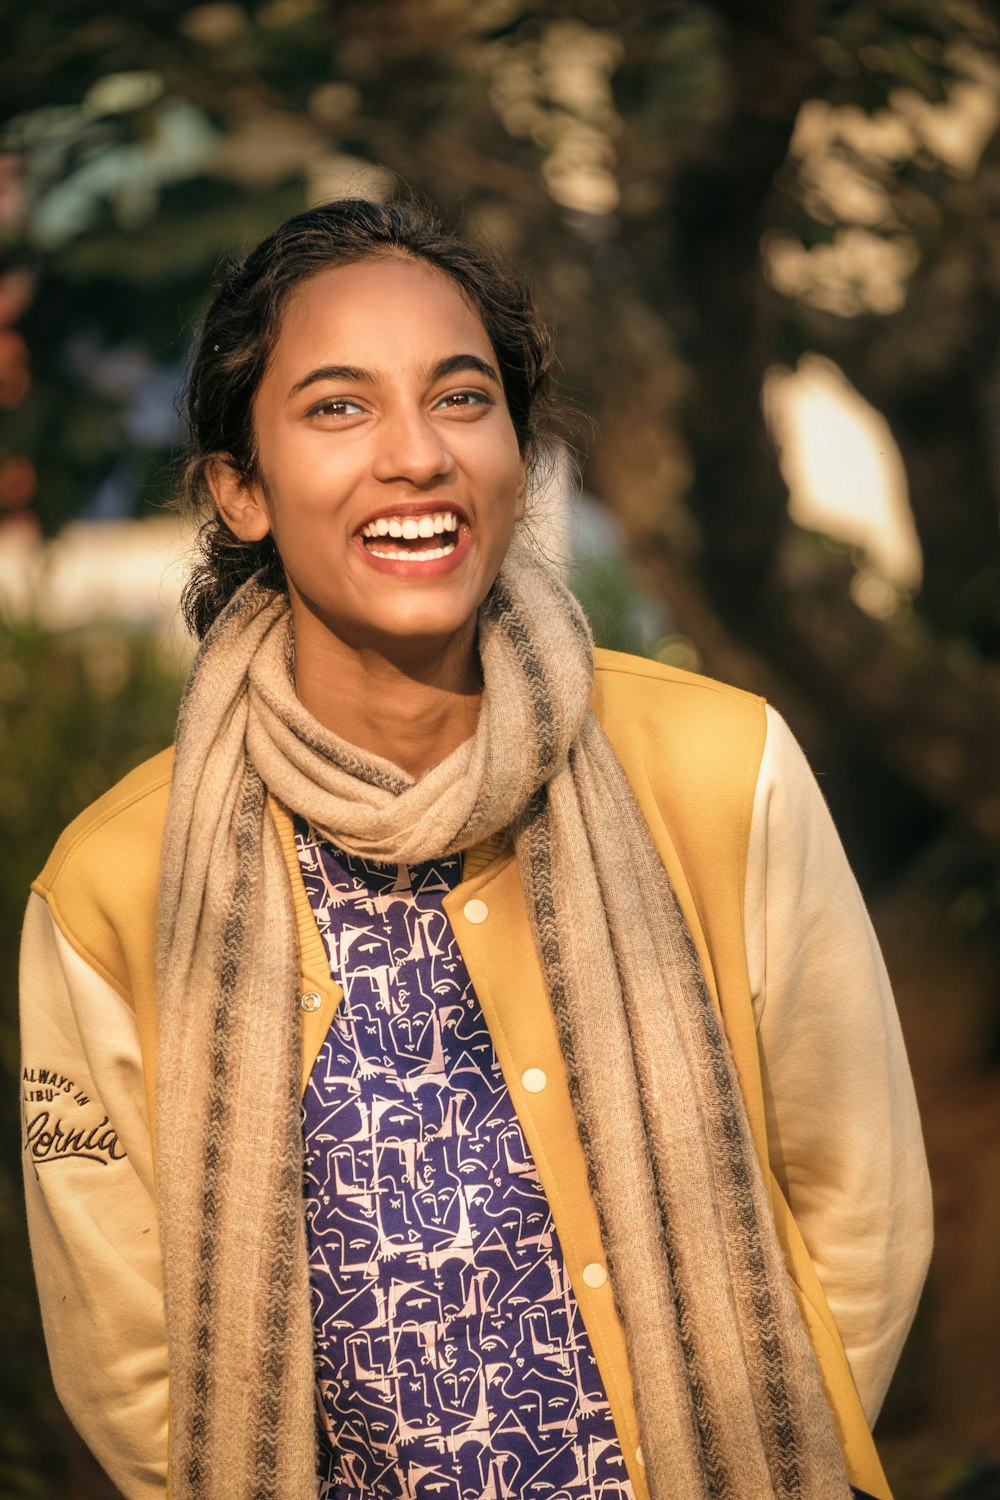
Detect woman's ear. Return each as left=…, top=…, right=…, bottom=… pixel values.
left=206, top=458, right=271, bottom=542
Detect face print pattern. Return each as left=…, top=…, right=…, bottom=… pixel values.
left=295, top=819, right=634, bottom=1500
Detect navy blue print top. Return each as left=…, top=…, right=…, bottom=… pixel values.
left=295, top=819, right=633, bottom=1500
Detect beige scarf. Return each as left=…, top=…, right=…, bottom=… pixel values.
left=156, top=541, right=852, bottom=1499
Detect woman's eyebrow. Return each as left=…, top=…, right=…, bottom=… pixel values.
left=428, top=354, right=500, bottom=385
left=287, top=353, right=500, bottom=402
left=287, top=363, right=372, bottom=400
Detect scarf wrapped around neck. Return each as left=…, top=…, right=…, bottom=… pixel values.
left=156, top=541, right=852, bottom=1500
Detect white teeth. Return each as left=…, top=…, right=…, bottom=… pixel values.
left=361, top=510, right=462, bottom=540
left=368, top=540, right=457, bottom=562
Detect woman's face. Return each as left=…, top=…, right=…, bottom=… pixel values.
left=217, top=255, right=527, bottom=662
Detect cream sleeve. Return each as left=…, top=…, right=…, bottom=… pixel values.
left=19, top=891, right=169, bottom=1498
left=744, top=706, right=933, bottom=1426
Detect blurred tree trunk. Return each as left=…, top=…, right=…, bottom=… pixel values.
left=583, top=2, right=1000, bottom=850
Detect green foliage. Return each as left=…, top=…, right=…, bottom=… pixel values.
left=0, top=623, right=181, bottom=1497
left=571, top=554, right=673, bottom=661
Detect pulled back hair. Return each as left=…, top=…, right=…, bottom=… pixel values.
left=179, top=197, right=555, bottom=638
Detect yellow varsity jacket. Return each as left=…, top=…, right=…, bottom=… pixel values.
left=20, top=649, right=932, bottom=1500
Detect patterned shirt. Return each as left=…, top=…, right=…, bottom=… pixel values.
left=295, top=819, right=633, bottom=1500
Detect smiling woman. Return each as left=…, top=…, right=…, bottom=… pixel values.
left=19, top=199, right=931, bottom=1500
left=205, top=256, right=527, bottom=773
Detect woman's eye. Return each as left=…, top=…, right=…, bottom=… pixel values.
left=309, top=397, right=366, bottom=419
left=435, top=389, right=493, bottom=412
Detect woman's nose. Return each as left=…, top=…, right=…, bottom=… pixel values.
left=370, top=405, right=452, bottom=486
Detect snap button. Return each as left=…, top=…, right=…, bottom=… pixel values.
left=463, top=898, right=489, bottom=925
left=299, top=991, right=323, bottom=1012
left=582, top=1261, right=608, bottom=1289
left=636, top=1446, right=645, bottom=1468
left=521, top=1067, right=547, bottom=1094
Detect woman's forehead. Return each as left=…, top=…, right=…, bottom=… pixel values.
left=273, top=257, right=494, bottom=370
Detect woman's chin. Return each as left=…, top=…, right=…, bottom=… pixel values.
left=294, top=592, right=478, bottom=669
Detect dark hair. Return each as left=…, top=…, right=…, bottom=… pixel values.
left=179, top=196, right=555, bottom=638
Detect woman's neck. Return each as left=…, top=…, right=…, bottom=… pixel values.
left=290, top=603, right=482, bottom=779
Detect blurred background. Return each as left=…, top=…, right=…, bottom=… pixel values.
left=1, top=2, right=998, bottom=1496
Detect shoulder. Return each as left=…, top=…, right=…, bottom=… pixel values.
left=32, top=748, right=174, bottom=999
left=591, top=649, right=768, bottom=865
left=592, top=647, right=766, bottom=752
left=35, top=747, right=175, bottom=899
left=593, top=645, right=759, bottom=697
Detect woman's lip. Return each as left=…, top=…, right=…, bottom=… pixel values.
left=352, top=525, right=472, bottom=579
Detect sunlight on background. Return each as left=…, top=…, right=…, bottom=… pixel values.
left=764, top=356, right=922, bottom=618
left=0, top=514, right=194, bottom=664
left=483, top=19, right=623, bottom=215
left=765, top=47, right=1000, bottom=316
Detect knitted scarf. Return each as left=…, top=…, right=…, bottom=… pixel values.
left=156, top=541, right=852, bottom=1500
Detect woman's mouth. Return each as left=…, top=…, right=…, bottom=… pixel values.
left=358, top=509, right=461, bottom=563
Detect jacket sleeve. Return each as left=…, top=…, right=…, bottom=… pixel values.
left=19, top=890, right=169, bottom=1497
left=744, top=706, right=932, bottom=1426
